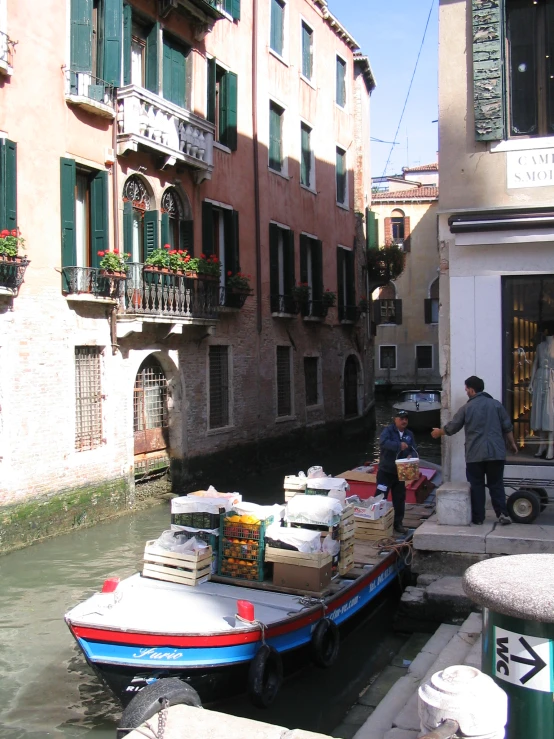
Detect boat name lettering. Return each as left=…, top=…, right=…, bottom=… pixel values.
left=330, top=594, right=360, bottom=621
left=133, top=647, right=183, bottom=661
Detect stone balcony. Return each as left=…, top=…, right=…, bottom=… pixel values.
left=116, top=85, right=214, bottom=180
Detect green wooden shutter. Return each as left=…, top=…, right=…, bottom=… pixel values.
left=424, top=299, right=433, bottom=324
left=123, top=3, right=132, bottom=85
left=302, top=23, right=312, bottom=79
left=71, top=0, right=93, bottom=72
left=202, top=201, right=214, bottom=256
left=313, top=239, right=323, bottom=302
left=231, top=0, right=240, bottom=21
left=90, top=170, right=109, bottom=268
left=299, top=234, right=308, bottom=283
left=336, top=57, right=346, bottom=107
left=472, top=0, right=505, bottom=141
left=60, top=158, right=77, bottom=269
left=301, top=124, right=310, bottom=187
left=337, top=247, right=345, bottom=316
left=345, top=250, right=355, bottom=308
left=145, top=22, right=160, bottom=94
left=162, top=39, right=186, bottom=108
left=270, top=0, right=283, bottom=56
left=336, top=149, right=346, bottom=203
left=224, top=209, right=239, bottom=275
left=269, top=104, right=282, bottom=171
left=207, top=57, right=216, bottom=124
left=0, top=139, right=17, bottom=230
left=226, top=72, right=238, bottom=151
left=394, top=299, right=403, bottom=326
left=103, top=0, right=122, bottom=86
left=284, top=229, right=295, bottom=294
left=144, top=210, right=159, bottom=259
left=123, top=200, right=133, bottom=257
left=161, top=211, right=170, bottom=247
left=181, top=220, right=194, bottom=255
left=366, top=209, right=378, bottom=249
left=269, top=223, right=280, bottom=310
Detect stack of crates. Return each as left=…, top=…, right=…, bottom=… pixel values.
left=339, top=505, right=355, bottom=575
left=171, top=496, right=228, bottom=574
left=219, top=512, right=274, bottom=581
left=284, top=475, right=307, bottom=502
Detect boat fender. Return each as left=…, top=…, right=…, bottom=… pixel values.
left=247, top=644, right=283, bottom=708
left=117, top=677, right=202, bottom=738
left=311, top=617, right=340, bottom=668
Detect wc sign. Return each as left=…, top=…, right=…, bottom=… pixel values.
left=494, top=627, right=553, bottom=693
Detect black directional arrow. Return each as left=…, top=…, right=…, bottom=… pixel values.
left=510, top=637, right=547, bottom=684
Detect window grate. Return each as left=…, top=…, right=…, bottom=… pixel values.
left=209, top=346, right=230, bottom=429
left=416, top=345, right=433, bottom=369
left=134, top=358, right=168, bottom=432
left=75, top=346, right=103, bottom=451
left=304, top=357, right=319, bottom=406
left=380, top=345, right=397, bottom=370
left=277, top=346, right=292, bottom=416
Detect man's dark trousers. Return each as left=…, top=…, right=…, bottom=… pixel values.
left=376, top=469, right=405, bottom=527
left=465, top=460, right=508, bottom=523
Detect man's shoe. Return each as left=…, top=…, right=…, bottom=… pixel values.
left=498, top=514, right=512, bottom=526
left=472, top=519, right=484, bottom=525
left=393, top=524, right=408, bottom=535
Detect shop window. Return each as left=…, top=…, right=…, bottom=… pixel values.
left=503, top=276, right=554, bottom=462
left=209, top=345, right=230, bottom=429
left=276, top=345, right=292, bottom=417
left=379, top=345, right=397, bottom=370
left=416, top=345, right=433, bottom=369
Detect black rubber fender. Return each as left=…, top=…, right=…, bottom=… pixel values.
left=117, top=677, right=202, bottom=737
left=247, top=644, right=283, bottom=708
left=311, top=617, right=340, bottom=668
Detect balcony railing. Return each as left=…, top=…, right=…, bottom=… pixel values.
left=0, top=30, right=13, bottom=74
left=117, top=85, right=214, bottom=175
left=270, top=294, right=299, bottom=315
left=121, top=264, right=219, bottom=320
left=338, top=304, right=358, bottom=322
left=0, top=257, right=30, bottom=296
left=300, top=299, right=328, bottom=319
left=64, top=70, right=116, bottom=117
left=62, top=266, right=123, bottom=300
left=219, top=286, right=253, bottom=310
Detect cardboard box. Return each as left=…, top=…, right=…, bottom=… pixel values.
left=273, top=561, right=332, bottom=592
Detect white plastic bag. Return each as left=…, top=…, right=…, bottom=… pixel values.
left=265, top=523, right=321, bottom=553
left=322, top=534, right=340, bottom=557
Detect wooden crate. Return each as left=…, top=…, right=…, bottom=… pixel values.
left=142, top=541, right=212, bottom=586
left=354, top=509, right=394, bottom=541
left=265, top=546, right=332, bottom=569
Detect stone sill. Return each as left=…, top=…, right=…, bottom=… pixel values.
left=303, top=316, right=323, bottom=323
left=0, top=60, right=12, bottom=76
left=65, top=95, right=115, bottom=119
left=66, top=294, right=118, bottom=305
left=271, top=312, right=296, bottom=319
left=0, top=286, right=15, bottom=297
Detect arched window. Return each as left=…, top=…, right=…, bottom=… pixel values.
left=161, top=187, right=193, bottom=254
left=133, top=355, right=169, bottom=455
left=425, top=277, right=439, bottom=324
left=385, top=209, right=411, bottom=252
left=123, top=175, right=157, bottom=264
left=391, top=209, right=405, bottom=243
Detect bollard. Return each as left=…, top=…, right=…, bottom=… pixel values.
left=463, top=554, right=554, bottom=739
left=418, top=665, right=507, bottom=738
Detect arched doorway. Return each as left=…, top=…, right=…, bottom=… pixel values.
left=344, top=355, right=359, bottom=418
left=133, top=356, right=169, bottom=457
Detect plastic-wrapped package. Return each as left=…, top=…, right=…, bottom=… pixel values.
left=265, top=523, right=322, bottom=553
left=285, top=494, right=343, bottom=526
left=322, top=534, right=341, bottom=557
left=152, top=530, right=210, bottom=553
left=232, top=502, right=285, bottom=523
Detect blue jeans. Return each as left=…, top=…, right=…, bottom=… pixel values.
left=465, top=460, right=507, bottom=522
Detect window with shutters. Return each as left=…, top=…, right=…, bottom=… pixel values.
left=269, top=222, right=295, bottom=314
left=0, top=139, right=17, bottom=232
left=299, top=233, right=323, bottom=317
left=221, top=0, right=241, bottom=21
left=304, top=356, right=320, bottom=407
left=373, top=284, right=402, bottom=326
left=207, top=59, right=238, bottom=151
left=416, top=345, right=433, bottom=370
left=202, top=201, right=239, bottom=303
left=384, top=210, right=410, bottom=251
left=75, top=346, right=103, bottom=451
left=301, top=21, right=313, bottom=81
left=276, top=345, right=293, bottom=417
left=336, top=56, right=346, bottom=108
left=473, top=0, right=554, bottom=141
left=336, top=147, right=347, bottom=207
left=122, top=175, right=153, bottom=264
left=269, top=101, right=285, bottom=173
left=391, top=210, right=405, bottom=244
left=209, top=345, right=230, bottom=429
left=337, top=246, right=356, bottom=321
left=270, top=0, right=285, bottom=58
left=300, top=122, right=314, bottom=190
left=379, top=345, right=397, bottom=371
left=425, top=278, right=439, bottom=324
left=161, top=188, right=193, bottom=254
left=131, top=21, right=147, bottom=87
left=162, top=34, right=189, bottom=109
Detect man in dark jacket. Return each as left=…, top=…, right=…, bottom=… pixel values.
left=377, top=410, right=418, bottom=535
left=431, top=375, right=518, bottom=525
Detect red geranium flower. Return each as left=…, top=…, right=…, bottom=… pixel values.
left=10, top=229, right=17, bottom=237
left=97, top=251, right=105, bottom=257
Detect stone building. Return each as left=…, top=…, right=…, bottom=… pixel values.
left=369, top=165, right=440, bottom=389
left=439, top=0, right=554, bottom=482
left=0, top=0, right=375, bottom=549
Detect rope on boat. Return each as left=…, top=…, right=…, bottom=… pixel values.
left=377, top=537, right=414, bottom=568
left=297, top=595, right=327, bottom=615
left=235, top=614, right=268, bottom=644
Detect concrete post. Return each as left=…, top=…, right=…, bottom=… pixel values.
left=463, top=554, right=554, bottom=739
left=436, top=482, right=471, bottom=526
left=418, top=664, right=507, bottom=738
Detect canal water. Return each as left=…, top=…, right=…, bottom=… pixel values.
left=0, top=401, right=440, bottom=738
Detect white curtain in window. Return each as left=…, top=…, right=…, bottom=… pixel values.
left=75, top=173, right=88, bottom=268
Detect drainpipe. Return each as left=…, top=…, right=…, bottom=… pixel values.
left=111, top=100, right=120, bottom=356
left=252, top=0, right=262, bottom=335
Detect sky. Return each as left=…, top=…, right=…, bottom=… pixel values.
left=327, top=0, right=439, bottom=178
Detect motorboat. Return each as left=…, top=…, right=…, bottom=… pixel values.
left=392, top=389, right=441, bottom=429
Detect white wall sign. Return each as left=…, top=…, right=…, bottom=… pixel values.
left=494, top=626, right=553, bottom=693
left=507, top=148, right=554, bottom=189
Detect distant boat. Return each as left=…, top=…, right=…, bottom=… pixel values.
left=392, top=390, right=441, bottom=430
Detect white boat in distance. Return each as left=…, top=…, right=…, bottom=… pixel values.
left=392, top=390, right=441, bottom=430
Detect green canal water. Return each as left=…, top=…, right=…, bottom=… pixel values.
left=0, top=403, right=440, bottom=738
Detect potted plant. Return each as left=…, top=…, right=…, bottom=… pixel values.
left=292, top=282, right=311, bottom=309
left=97, top=249, right=130, bottom=277
left=227, top=271, right=252, bottom=294
left=183, top=253, right=221, bottom=280
left=322, top=289, right=336, bottom=308
left=144, top=246, right=170, bottom=272
left=0, top=228, right=26, bottom=262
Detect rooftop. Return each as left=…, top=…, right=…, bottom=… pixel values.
left=372, top=185, right=439, bottom=202
left=402, top=163, right=439, bottom=173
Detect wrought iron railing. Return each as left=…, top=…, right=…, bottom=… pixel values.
left=65, top=69, right=115, bottom=110
left=0, top=31, right=13, bottom=70
left=62, top=266, right=124, bottom=299
left=122, top=264, right=219, bottom=319
left=0, top=257, right=30, bottom=295
left=338, top=303, right=358, bottom=322
left=219, top=286, right=253, bottom=309
left=299, top=299, right=329, bottom=319
left=270, top=293, right=299, bottom=315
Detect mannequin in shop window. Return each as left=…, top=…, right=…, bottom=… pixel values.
left=529, top=323, right=554, bottom=459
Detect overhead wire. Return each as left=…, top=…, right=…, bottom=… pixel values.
left=380, top=0, right=436, bottom=179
